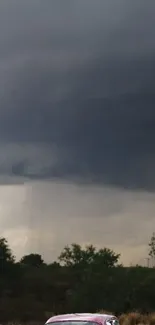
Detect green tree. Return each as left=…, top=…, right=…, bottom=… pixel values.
left=20, top=253, right=44, bottom=268
left=0, top=237, right=19, bottom=299
left=148, top=232, right=155, bottom=266
left=58, top=243, right=120, bottom=268
left=0, top=237, right=15, bottom=270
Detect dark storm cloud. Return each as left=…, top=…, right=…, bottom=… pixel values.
left=0, top=0, right=155, bottom=189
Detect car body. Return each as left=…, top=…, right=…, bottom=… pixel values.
left=45, top=313, right=119, bottom=325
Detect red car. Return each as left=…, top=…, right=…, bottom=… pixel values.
left=45, top=313, right=119, bottom=325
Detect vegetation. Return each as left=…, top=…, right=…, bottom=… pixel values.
left=149, top=232, right=155, bottom=262
left=0, top=235, right=155, bottom=322
left=3, top=313, right=155, bottom=325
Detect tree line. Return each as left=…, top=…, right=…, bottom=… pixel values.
left=0, top=234, right=155, bottom=321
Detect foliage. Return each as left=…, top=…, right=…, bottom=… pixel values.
left=0, top=237, right=15, bottom=265
left=58, top=243, right=120, bottom=268
left=149, top=232, right=155, bottom=260
left=20, top=254, right=45, bottom=268
left=0, top=236, right=155, bottom=321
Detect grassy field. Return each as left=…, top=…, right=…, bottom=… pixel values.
left=119, top=312, right=155, bottom=325
left=100, top=312, right=155, bottom=325
left=5, top=312, right=155, bottom=325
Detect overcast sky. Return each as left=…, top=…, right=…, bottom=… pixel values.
left=0, top=0, right=155, bottom=265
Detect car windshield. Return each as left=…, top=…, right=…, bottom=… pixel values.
left=47, top=322, right=98, bottom=325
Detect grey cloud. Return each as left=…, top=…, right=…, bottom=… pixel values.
left=0, top=0, right=155, bottom=190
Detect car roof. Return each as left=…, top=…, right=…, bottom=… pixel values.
left=46, top=313, right=115, bottom=325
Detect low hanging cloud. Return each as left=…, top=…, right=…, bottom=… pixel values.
left=0, top=0, right=155, bottom=190
left=0, top=1, right=155, bottom=190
